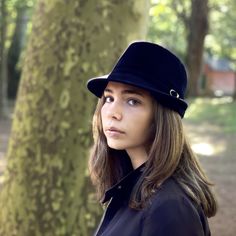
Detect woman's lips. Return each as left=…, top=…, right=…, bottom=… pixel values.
left=105, top=127, right=125, bottom=137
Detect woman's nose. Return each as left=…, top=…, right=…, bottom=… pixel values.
left=108, top=102, right=123, bottom=121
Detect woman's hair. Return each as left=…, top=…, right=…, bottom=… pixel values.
left=89, top=96, right=217, bottom=217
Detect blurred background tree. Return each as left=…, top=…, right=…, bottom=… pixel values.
left=0, top=0, right=149, bottom=235
left=0, top=0, right=34, bottom=115
left=7, top=4, right=29, bottom=99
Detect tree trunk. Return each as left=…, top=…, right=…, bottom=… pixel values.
left=0, top=0, right=8, bottom=117
left=0, top=1, right=149, bottom=236
left=186, top=0, right=209, bottom=97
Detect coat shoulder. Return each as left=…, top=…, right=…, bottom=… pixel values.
left=153, top=177, right=188, bottom=199
left=141, top=177, right=210, bottom=236
left=146, top=177, right=198, bottom=213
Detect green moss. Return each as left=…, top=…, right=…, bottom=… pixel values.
left=63, top=48, right=78, bottom=76
left=59, top=89, right=70, bottom=109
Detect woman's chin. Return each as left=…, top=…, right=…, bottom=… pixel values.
left=107, top=141, right=126, bottom=150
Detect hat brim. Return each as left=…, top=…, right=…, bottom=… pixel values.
left=87, top=73, right=188, bottom=118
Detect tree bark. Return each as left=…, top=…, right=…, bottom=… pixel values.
left=0, top=1, right=149, bottom=236
left=186, top=0, right=209, bottom=97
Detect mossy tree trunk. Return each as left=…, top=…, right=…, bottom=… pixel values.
left=0, top=1, right=149, bottom=236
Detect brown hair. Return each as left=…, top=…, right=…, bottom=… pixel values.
left=89, top=96, right=217, bottom=217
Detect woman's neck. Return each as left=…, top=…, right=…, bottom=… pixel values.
left=126, top=147, right=148, bottom=169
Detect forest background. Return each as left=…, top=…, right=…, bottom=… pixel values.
left=0, top=0, right=236, bottom=236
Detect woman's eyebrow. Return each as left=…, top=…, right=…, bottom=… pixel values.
left=104, top=88, right=144, bottom=97
left=122, top=89, right=144, bottom=97
left=104, top=88, right=113, bottom=93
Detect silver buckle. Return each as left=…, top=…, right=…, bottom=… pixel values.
left=170, top=89, right=179, bottom=98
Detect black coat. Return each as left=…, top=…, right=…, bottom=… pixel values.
left=94, top=164, right=211, bottom=236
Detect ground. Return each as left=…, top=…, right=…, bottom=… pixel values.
left=0, top=110, right=235, bottom=236
left=184, top=120, right=236, bottom=236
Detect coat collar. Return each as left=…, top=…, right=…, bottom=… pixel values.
left=101, top=163, right=146, bottom=204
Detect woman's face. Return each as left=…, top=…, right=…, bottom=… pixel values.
left=101, top=81, right=154, bottom=155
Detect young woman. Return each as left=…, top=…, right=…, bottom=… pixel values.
left=87, top=41, right=217, bottom=236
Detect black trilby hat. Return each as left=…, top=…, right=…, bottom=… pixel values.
left=87, top=41, right=188, bottom=117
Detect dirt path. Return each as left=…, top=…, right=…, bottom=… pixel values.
left=184, top=120, right=236, bottom=236
left=0, top=117, right=235, bottom=235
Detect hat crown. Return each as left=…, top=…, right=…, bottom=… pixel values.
left=112, top=42, right=187, bottom=99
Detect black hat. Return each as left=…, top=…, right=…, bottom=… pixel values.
left=87, top=41, right=188, bottom=117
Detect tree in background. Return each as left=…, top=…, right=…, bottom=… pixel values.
left=7, top=5, right=29, bottom=99
left=185, top=0, right=209, bottom=96
left=148, top=0, right=209, bottom=96
left=0, top=0, right=35, bottom=115
left=0, top=0, right=150, bottom=236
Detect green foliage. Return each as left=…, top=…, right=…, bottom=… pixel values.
left=148, top=0, right=236, bottom=60
left=185, top=97, right=236, bottom=133
left=6, top=0, right=35, bottom=9
left=147, top=0, right=187, bottom=56
left=206, top=0, right=236, bottom=60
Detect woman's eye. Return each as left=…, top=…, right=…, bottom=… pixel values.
left=104, top=96, right=113, bottom=103
left=128, top=99, right=140, bottom=106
